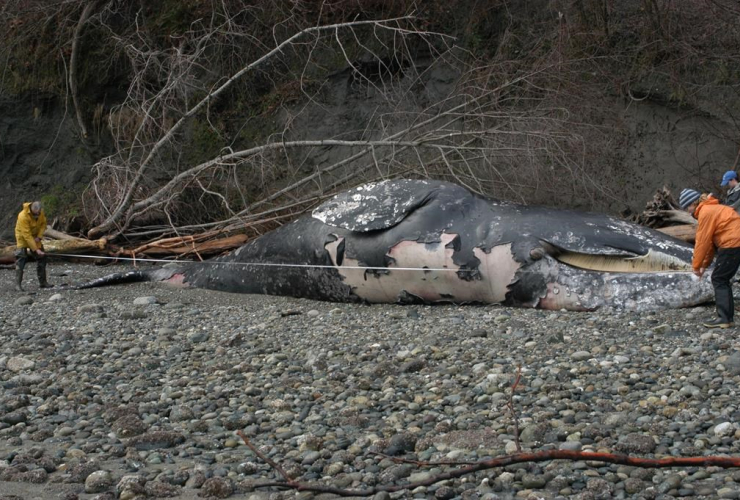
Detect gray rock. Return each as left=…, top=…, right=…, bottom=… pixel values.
left=77, top=303, right=104, bottom=313
left=85, top=470, right=114, bottom=493
left=725, top=352, right=740, bottom=375
left=116, top=474, right=146, bottom=496
left=120, top=309, right=148, bottom=319
left=587, top=477, right=613, bottom=498
left=715, top=422, right=735, bottom=437
left=520, top=423, right=548, bottom=444
left=522, top=473, right=547, bottom=489
left=113, top=414, right=148, bottom=438
left=1, top=411, right=27, bottom=424
left=385, top=432, right=417, bottom=455
left=571, top=351, right=591, bottom=361
left=124, top=431, right=185, bottom=450
left=6, top=356, right=35, bottom=372
left=624, top=477, right=646, bottom=495
left=559, top=441, right=582, bottom=451
left=656, top=474, right=682, bottom=494
left=200, top=477, right=234, bottom=498
left=616, top=433, right=656, bottom=454
left=13, top=296, right=33, bottom=306
left=719, top=487, right=740, bottom=499
left=400, top=359, right=425, bottom=373
left=145, top=481, right=181, bottom=497
left=187, top=331, right=210, bottom=343
left=133, top=296, right=158, bottom=305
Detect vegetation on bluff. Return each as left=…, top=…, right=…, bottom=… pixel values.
left=1, top=0, right=738, bottom=241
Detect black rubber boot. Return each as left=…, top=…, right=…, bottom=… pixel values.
left=14, top=267, right=24, bottom=292
left=37, top=259, right=52, bottom=288
left=703, top=318, right=735, bottom=329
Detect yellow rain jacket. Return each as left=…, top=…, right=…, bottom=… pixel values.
left=693, top=196, right=740, bottom=271
left=15, top=202, right=47, bottom=252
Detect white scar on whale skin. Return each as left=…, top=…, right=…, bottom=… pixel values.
left=324, top=233, right=520, bottom=303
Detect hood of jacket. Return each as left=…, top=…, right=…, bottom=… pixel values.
left=694, top=195, right=719, bottom=218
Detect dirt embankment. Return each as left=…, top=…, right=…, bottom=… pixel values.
left=1, top=0, right=739, bottom=240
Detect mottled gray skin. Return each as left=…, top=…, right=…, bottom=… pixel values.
left=78, top=180, right=713, bottom=311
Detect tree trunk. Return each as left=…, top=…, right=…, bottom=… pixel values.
left=69, top=1, right=100, bottom=141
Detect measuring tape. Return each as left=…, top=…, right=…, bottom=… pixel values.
left=49, top=252, right=462, bottom=273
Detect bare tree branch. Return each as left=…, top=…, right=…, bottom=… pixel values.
left=87, top=15, right=426, bottom=239
left=243, top=447, right=740, bottom=497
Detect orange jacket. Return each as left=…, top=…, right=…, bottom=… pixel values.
left=15, top=202, right=47, bottom=251
left=693, top=196, right=740, bottom=270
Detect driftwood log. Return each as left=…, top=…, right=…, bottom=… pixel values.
left=628, top=187, right=697, bottom=243
left=45, top=228, right=79, bottom=240
left=116, top=234, right=248, bottom=259
left=0, top=235, right=108, bottom=264
left=1, top=228, right=248, bottom=264
left=656, top=224, right=697, bottom=243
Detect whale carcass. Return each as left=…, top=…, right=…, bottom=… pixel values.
left=79, top=180, right=713, bottom=311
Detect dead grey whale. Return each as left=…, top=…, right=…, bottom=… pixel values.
left=78, top=179, right=713, bottom=311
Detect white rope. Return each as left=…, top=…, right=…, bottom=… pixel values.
left=50, top=252, right=462, bottom=272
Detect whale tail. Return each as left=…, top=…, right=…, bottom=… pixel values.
left=76, top=270, right=152, bottom=289
left=75, top=267, right=179, bottom=289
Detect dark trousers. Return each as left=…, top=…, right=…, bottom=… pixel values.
left=711, top=247, right=740, bottom=322
left=14, top=248, right=47, bottom=275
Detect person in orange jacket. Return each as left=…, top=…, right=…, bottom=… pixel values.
left=679, top=188, right=740, bottom=328
left=14, top=201, right=52, bottom=292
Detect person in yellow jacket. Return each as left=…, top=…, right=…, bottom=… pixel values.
left=14, top=201, right=52, bottom=291
left=679, top=188, right=740, bottom=328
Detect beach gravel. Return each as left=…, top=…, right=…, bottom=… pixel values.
left=1, top=263, right=740, bottom=499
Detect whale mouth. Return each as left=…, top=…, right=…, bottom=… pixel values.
left=540, top=243, right=692, bottom=273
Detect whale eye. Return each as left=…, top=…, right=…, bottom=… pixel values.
left=529, top=247, right=546, bottom=260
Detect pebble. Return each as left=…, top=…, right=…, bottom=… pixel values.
left=570, top=351, right=591, bottom=361
left=715, top=422, right=735, bottom=437
left=133, top=296, right=158, bottom=305
left=13, top=296, right=33, bottom=306
left=0, top=264, right=739, bottom=498
left=6, top=356, right=35, bottom=372
left=85, top=470, right=114, bottom=493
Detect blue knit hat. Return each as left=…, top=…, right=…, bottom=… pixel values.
left=679, top=188, right=701, bottom=209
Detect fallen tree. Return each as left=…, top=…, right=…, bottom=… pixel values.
left=78, top=2, right=621, bottom=242
left=0, top=232, right=107, bottom=264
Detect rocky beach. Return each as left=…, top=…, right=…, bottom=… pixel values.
left=1, top=263, right=740, bottom=499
